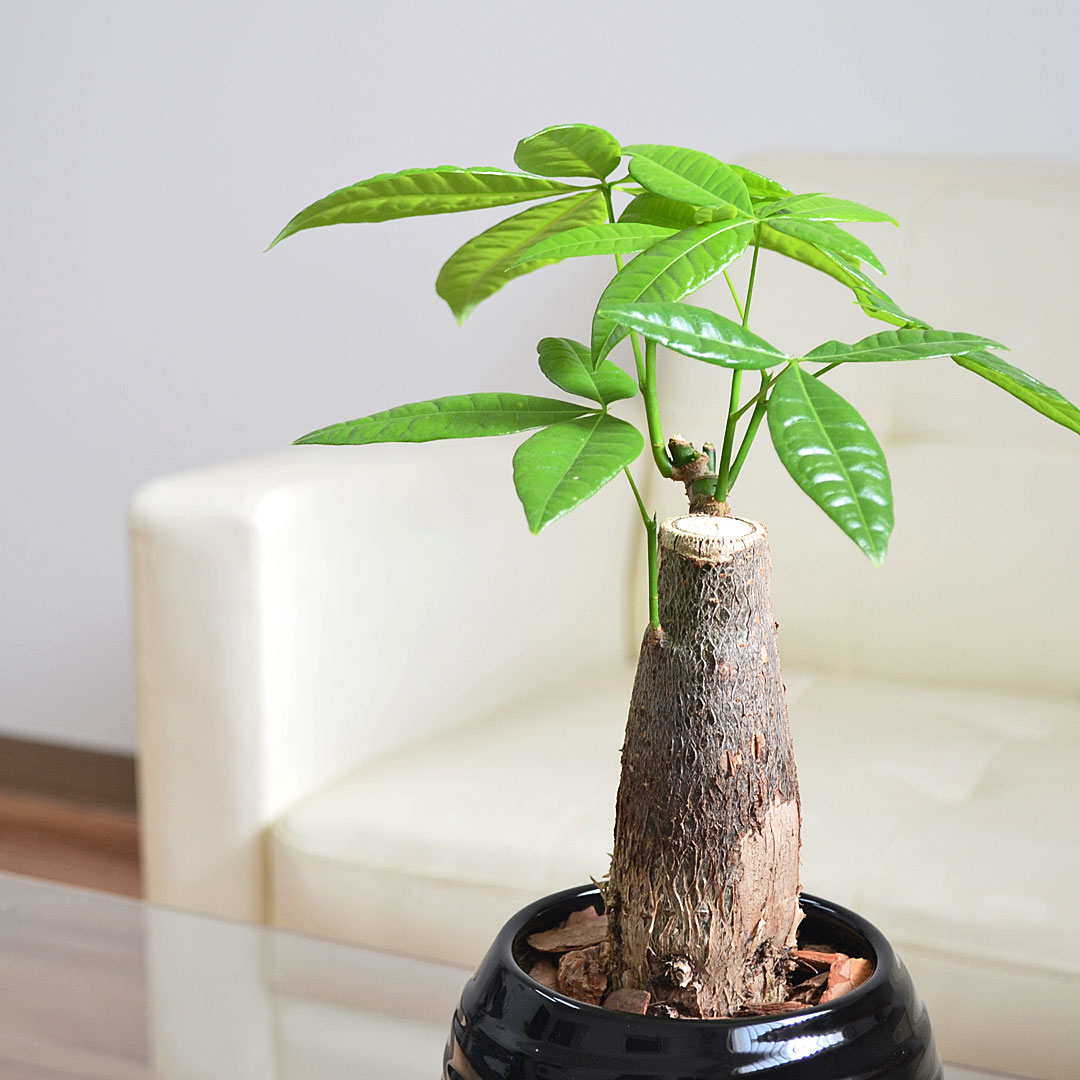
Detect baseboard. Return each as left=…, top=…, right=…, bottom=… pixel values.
left=0, top=735, right=137, bottom=813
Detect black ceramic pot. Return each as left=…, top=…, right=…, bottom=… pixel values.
left=444, top=884, right=942, bottom=1080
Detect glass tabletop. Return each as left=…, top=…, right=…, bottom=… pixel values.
left=0, top=871, right=1021, bottom=1080
left=0, top=871, right=468, bottom=1079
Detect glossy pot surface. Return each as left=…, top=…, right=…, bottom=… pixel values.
left=444, top=884, right=942, bottom=1080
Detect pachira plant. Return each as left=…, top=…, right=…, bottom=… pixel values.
left=271, top=124, right=1080, bottom=1017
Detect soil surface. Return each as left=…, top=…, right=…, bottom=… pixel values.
left=520, top=903, right=873, bottom=1018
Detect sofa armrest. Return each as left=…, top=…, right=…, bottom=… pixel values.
left=132, top=442, right=640, bottom=923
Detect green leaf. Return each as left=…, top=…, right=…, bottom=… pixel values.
left=508, top=223, right=677, bottom=269
left=618, top=192, right=699, bottom=230
left=537, top=338, right=638, bottom=405
left=513, top=123, right=622, bottom=180
left=513, top=414, right=643, bottom=533
left=294, top=393, right=594, bottom=445
left=269, top=167, right=583, bottom=247
left=953, top=350, right=1080, bottom=436
left=759, top=193, right=897, bottom=226
left=853, top=285, right=926, bottom=328
left=768, top=364, right=893, bottom=564
left=758, top=220, right=859, bottom=285
left=622, top=145, right=753, bottom=219
left=765, top=217, right=887, bottom=274
left=694, top=171, right=798, bottom=224
left=729, top=165, right=792, bottom=204
left=756, top=223, right=922, bottom=328
left=435, top=191, right=605, bottom=322
left=805, top=328, right=1005, bottom=364
left=598, top=301, right=788, bottom=370
left=591, top=219, right=753, bottom=364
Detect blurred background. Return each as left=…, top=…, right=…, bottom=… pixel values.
left=1, top=0, right=1078, bottom=876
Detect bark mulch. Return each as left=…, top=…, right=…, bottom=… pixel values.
left=522, top=904, right=873, bottom=1018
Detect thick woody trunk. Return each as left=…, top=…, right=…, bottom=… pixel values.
left=605, top=514, right=802, bottom=1018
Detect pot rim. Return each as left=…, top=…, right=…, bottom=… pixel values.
left=501, top=883, right=891, bottom=1027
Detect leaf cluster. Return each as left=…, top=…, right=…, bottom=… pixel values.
left=273, top=124, right=1079, bottom=563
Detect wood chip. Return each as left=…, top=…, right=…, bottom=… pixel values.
left=557, top=945, right=607, bottom=1006
left=790, top=972, right=829, bottom=1002
left=847, top=957, right=873, bottom=987
left=565, top=905, right=603, bottom=926
left=527, top=957, right=558, bottom=990
left=523, top=911, right=874, bottom=1015
left=604, top=987, right=651, bottom=1014
left=821, top=956, right=874, bottom=1003
left=788, top=971, right=829, bottom=1003
left=736, top=1000, right=807, bottom=1016
left=793, top=947, right=839, bottom=969
left=527, top=907, right=608, bottom=953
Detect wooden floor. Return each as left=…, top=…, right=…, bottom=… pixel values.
left=0, top=790, right=141, bottom=897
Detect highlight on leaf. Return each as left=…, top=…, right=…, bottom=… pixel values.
left=767, top=363, right=893, bottom=564
left=591, top=219, right=753, bottom=365
left=599, top=301, right=788, bottom=370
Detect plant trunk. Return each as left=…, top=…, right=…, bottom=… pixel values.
left=605, top=513, right=802, bottom=1018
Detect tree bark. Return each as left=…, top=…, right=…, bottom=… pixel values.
left=605, top=514, right=802, bottom=1018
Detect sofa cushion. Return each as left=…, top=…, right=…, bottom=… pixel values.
left=270, top=669, right=638, bottom=964
left=270, top=668, right=1077, bottom=1073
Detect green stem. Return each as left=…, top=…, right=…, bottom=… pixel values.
left=733, top=359, right=838, bottom=419
left=733, top=365, right=785, bottom=420
left=642, top=339, right=672, bottom=477
left=624, top=465, right=649, bottom=526
left=601, top=182, right=617, bottom=223
left=726, top=372, right=769, bottom=491
left=603, top=182, right=646, bottom=385
left=626, top=305, right=646, bottom=386
left=715, top=230, right=761, bottom=501
left=741, top=231, right=761, bottom=326
left=611, top=186, right=659, bottom=631
left=646, top=513, right=659, bottom=630
left=732, top=384, right=768, bottom=421
left=715, top=369, right=743, bottom=500
left=624, top=467, right=659, bottom=630
left=723, top=270, right=745, bottom=322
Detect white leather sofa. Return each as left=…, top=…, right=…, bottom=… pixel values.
left=132, top=157, right=1080, bottom=1079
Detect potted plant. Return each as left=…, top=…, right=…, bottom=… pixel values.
left=270, top=124, right=1080, bottom=1078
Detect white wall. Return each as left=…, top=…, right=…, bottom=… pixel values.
left=2, top=0, right=1078, bottom=753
